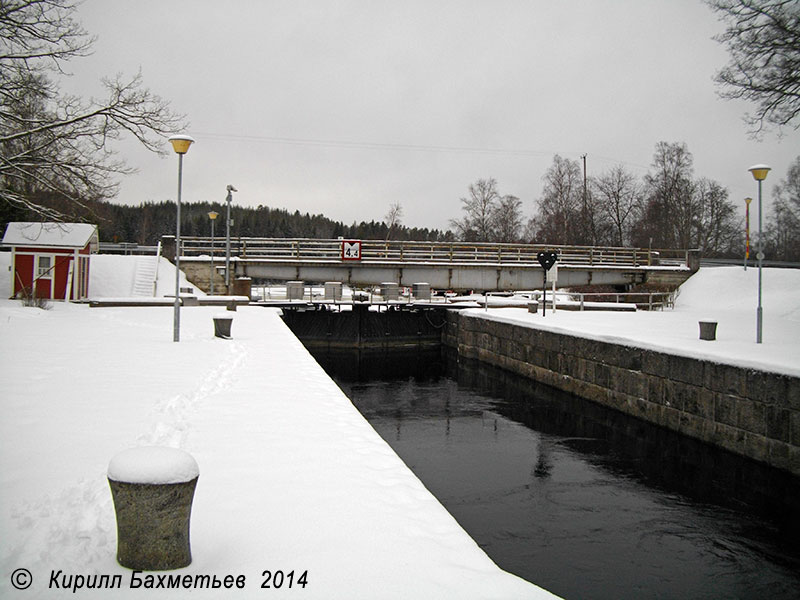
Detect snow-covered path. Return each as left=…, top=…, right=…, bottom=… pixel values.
left=0, top=301, right=555, bottom=599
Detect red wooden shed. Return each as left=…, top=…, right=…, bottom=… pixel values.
left=2, top=222, right=99, bottom=301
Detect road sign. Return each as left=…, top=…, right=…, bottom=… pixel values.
left=341, top=240, right=362, bottom=261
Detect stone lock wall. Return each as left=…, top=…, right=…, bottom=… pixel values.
left=444, top=311, right=800, bottom=476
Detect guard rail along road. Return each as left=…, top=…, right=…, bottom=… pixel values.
left=169, top=237, right=699, bottom=293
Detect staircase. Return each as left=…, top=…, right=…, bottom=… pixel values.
left=131, top=242, right=161, bottom=297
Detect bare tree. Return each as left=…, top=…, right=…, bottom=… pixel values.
left=635, top=142, right=696, bottom=248
left=0, top=0, right=94, bottom=75
left=534, top=155, right=583, bottom=244
left=592, top=165, right=641, bottom=246
left=384, top=201, right=403, bottom=240
left=765, top=155, right=800, bottom=260
left=706, top=0, right=800, bottom=134
left=633, top=141, right=740, bottom=254
left=0, top=0, right=185, bottom=219
left=450, top=178, right=500, bottom=241
left=693, top=178, right=740, bottom=254
left=492, top=195, right=524, bottom=243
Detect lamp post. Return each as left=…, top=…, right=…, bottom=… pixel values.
left=748, top=164, right=771, bottom=344
left=224, top=184, right=237, bottom=292
left=208, top=211, right=219, bottom=295
left=744, top=197, right=752, bottom=270
left=168, top=134, right=195, bottom=342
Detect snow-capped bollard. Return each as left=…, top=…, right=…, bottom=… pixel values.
left=213, top=313, right=234, bottom=339
left=699, top=320, right=717, bottom=341
left=107, top=447, right=199, bottom=571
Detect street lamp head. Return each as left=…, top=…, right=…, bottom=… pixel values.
left=208, top=211, right=219, bottom=220
left=745, top=197, right=752, bottom=205
left=226, top=184, right=238, bottom=193
left=748, top=164, right=771, bottom=181
left=168, top=134, right=195, bottom=155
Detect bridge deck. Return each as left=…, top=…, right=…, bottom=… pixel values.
left=172, top=237, right=698, bottom=292
left=176, top=237, right=693, bottom=266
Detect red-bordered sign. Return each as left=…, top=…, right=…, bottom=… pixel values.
left=341, top=240, right=362, bottom=261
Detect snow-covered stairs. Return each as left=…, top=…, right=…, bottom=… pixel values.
left=132, top=254, right=159, bottom=297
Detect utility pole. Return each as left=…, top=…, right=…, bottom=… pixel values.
left=581, top=154, right=588, bottom=244
left=225, top=185, right=237, bottom=292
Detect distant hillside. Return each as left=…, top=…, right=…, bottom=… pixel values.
left=1, top=194, right=452, bottom=244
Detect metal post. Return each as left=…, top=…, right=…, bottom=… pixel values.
left=542, top=273, right=547, bottom=317
left=757, top=181, right=763, bottom=343
left=173, top=154, right=184, bottom=343
left=224, top=185, right=236, bottom=291
left=744, top=197, right=751, bottom=271
left=210, top=217, right=215, bottom=296
left=225, top=194, right=231, bottom=290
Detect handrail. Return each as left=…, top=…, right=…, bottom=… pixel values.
left=175, top=237, right=695, bottom=269
left=527, top=289, right=676, bottom=311
left=152, top=240, right=162, bottom=297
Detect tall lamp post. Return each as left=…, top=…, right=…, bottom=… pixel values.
left=748, top=164, right=770, bottom=344
left=224, top=184, right=237, bottom=292
left=208, top=211, right=219, bottom=295
left=168, top=134, right=195, bottom=342
left=744, top=197, right=752, bottom=270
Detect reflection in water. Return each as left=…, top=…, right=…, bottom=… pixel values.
left=315, top=348, right=800, bottom=600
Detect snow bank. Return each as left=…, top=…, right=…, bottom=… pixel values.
left=477, top=266, right=800, bottom=377
left=676, top=265, right=799, bottom=320
left=88, top=254, right=203, bottom=298
left=0, top=300, right=553, bottom=599
left=86, top=254, right=139, bottom=297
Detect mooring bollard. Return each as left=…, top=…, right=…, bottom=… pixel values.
left=528, top=301, right=539, bottom=314
left=108, top=447, right=199, bottom=571
left=699, top=320, right=717, bottom=341
left=214, top=313, right=234, bottom=339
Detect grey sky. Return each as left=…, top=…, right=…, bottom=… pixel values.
left=67, top=0, right=799, bottom=233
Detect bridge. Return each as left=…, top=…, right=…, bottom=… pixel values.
left=173, top=237, right=699, bottom=293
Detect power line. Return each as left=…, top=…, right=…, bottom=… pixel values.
left=193, top=131, right=554, bottom=159
left=192, top=130, right=653, bottom=173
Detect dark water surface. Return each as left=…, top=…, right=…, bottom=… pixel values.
left=314, top=349, right=800, bottom=600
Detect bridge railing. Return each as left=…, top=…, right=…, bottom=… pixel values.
left=176, top=237, right=694, bottom=268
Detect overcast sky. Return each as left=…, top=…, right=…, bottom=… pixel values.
left=66, top=0, right=799, bottom=233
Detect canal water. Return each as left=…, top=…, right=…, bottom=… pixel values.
left=312, top=348, right=800, bottom=600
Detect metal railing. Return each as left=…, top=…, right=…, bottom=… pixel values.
left=174, top=237, right=695, bottom=269
left=99, top=242, right=160, bottom=255
left=511, top=290, right=676, bottom=311
left=570, top=291, right=676, bottom=310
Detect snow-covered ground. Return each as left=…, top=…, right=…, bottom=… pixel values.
left=471, top=266, right=800, bottom=378
left=1, top=251, right=797, bottom=599
left=0, top=252, right=555, bottom=599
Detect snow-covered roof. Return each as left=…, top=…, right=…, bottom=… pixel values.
left=1, top=222, right=99, bottom=251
